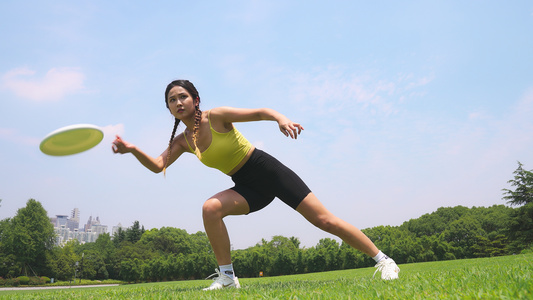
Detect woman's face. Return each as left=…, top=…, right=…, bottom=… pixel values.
left=167, top=86, right=196, bottom=119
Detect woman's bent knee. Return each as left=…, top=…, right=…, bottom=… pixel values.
left=202, top=198, right=222, bottom=219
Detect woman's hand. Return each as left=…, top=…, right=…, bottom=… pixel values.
left=111, top=135, right=169, bottom=173
left=112, top=135, right=135, bottom=154
left=278, top=117, right=304, bottom=139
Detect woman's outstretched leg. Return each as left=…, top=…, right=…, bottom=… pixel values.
left=296, top=193, right=400, bottom=279
left=296, top=193, right=378, bottom=256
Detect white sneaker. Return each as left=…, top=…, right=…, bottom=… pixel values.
left=373, top=258, right=400, bottom=280
left=203, top=269, right=241, bottom=291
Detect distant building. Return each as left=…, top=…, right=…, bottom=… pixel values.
left=84, top=215, right=102, bottom=232
left=68, top=208, right=80, bottom=231
left=49, top=208, right=112, bottom=246
left=50, top=215, right=69, bottom=228
left=111, top=223, right=125, bottom=236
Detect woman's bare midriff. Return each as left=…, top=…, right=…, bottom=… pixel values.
left=227, top=146, right=256, bottom=176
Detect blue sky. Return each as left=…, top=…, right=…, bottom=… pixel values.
left=1, top=1, right=532, bottom=249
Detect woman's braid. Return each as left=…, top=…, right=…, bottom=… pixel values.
left=163, top=118, right=180, bottom=176
left=192, top=100, right=202, bottom=159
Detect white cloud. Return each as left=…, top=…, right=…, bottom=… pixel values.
left=468, top=111, right=488, bottom=121
left=431, top=87, right=533, bottom=179
left=0, top=128, right=40, bottom=146
left=1, top=67, right=85, bottom=102
left=483, top=88, right=533, bottom=160
left=288, top=66, right=433, bottom=119
left=226, top=0, right=281, bottom=24
left=514, top=88, right=533, bottom=118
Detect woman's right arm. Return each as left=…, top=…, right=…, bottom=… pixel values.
left=112, top=134, right=187, bottom=173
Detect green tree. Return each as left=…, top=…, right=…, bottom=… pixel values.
left=75, top=236, right=112, bottom=281
left=469, top=205, right=512, bottom=233
left=306, top=247, right=327, bottom=273
left=472, top=234, right=508, bottom=257
left=506, top=203, right=533, bottom=251
left=0, top=218, right=18, bottom=277
left=119, top=258, right=141, bottom=283
left=443, top=216, right=485, bottom=258
left=126, top=221, right=144, bottom=243
left=266, top=236, right=299, bottom=275
left=79, top=250, right=109, bottom=280
left=165, top=253, right=185, bottom=280
left=402, top=206, right=470, bottom=238
left=189, top=231, right=212, bottom=254
left=93, top=233, right=115, bottom=258
left=315, top=238, right=341, bottom=271
left=114, top=241, right=155, bottom=262
left=502, top=162, right=533, bottom=251
left=77, top=232, right=115, bottom=279
left=113, top=227, right=126, bottom=246
left=233, top=247, right=269, bottom=278
left=339, top=241, right=367, bottom=269
left=139, top=227, right=193, bottom=255
left=46, top=240, right=79, bottom=280
left=364, top=225, right=418, bottom=264
left=2, top=199, right=55, bottom=276
left=503, top=162, right=533, bottom=206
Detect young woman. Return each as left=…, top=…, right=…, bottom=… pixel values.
left=112, top=79, right=400, bottom=290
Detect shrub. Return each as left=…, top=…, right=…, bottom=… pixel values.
left=521, top=245, right=533, bottom=254
left=5, top=278, right=20, bottom=287
left=0, top=277, right=5, bottom=286
left=29, top=276, right=45, bottom=285
left=18, top=276, right=30, bottom=285
left=41, top=276, right=51, bottom=283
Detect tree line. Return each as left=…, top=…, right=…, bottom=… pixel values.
left=0, top=162, right=531, bottom=282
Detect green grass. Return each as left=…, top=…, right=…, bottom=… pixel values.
left=1, top=253, right=531, bottom=299
left=36, top=279, right=123, bottom=287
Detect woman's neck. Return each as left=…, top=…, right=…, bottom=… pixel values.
left=181, top=110, right=203, bottom=132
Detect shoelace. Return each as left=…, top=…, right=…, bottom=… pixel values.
left=205, top=269, right=222, bottom=280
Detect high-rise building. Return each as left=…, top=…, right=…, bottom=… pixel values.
left=50, top=208, right=110, bottom=245
left=52, top=215, right=69, bottom=228
left=84, top=215, right=102, bottom=232
left=71, top=208, right=80, bottom=223
left=66, top=208, right=80, bottom=231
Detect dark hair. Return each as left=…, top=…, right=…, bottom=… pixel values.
left=162, top=80, right=202, bottom=175
left=164, top=79, right=200, bottom=110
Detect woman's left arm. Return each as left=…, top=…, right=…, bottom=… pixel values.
left=211, top=106, right=304, bottom=139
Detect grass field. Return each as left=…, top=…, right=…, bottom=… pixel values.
left=1, top=253, right=531, bottom=299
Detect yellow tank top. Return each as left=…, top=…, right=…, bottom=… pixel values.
left=184, top=113, right=252, bottom=174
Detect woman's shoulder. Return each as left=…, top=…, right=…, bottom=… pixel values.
left=209, top=106, right=233, bottom=116
left=207, top=107, right=235, bottom=130
left=173, top=131, right=193, bottom=153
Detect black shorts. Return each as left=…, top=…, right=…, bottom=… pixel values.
left=230, top=149, right=312, bottom=213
